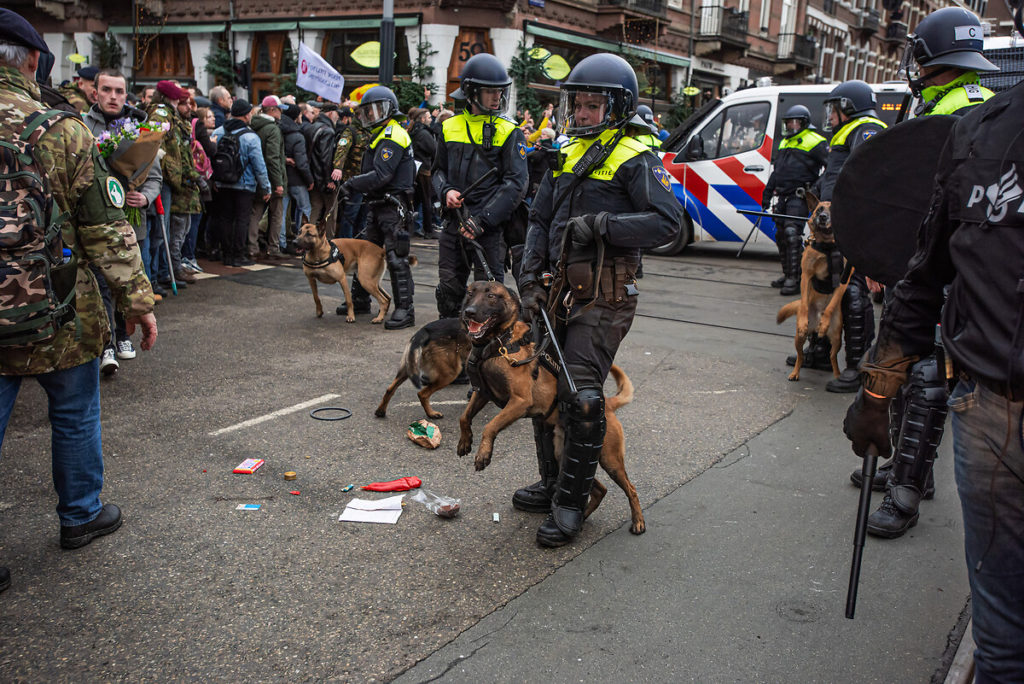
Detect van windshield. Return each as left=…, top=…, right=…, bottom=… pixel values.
left=696, top=101, right=771, bottom=159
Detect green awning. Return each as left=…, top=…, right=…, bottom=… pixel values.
left=299, top=17, right=420, bottom=30
left=525, top=23, right=690, bottom=68
left=107, top=24, right=226, bottom=35
left=231, top=21, right=299, bottom=32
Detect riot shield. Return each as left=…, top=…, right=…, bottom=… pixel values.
left=831, top=115, right=957, bottom=287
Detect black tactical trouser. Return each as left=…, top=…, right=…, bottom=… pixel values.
left=840, top=272, right=875, bottom=368
left=354, top=202, right=413, bottom=316
left=778, top=193, right=805, bottom=285
left=435, top=223, right=506, bottom=318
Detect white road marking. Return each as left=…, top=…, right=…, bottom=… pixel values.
left=209, top=394, right=342, bottom=436
left=393, top=399, right=468, bottom=408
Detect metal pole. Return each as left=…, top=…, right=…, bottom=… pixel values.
left=687, top=0, right=696, bottom=86
left=379, top=0, right=395, bottom=84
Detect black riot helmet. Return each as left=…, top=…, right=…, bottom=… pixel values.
left=355, top=85, right=402, bottom=130
left=558, top=53, right=638, bottom=138
left=634, top=104, right=658, bottom=133
left=823, top=80, right=876, bottom=127
left=899, top=7, right=998, bottom=97
left=781, top=104, right=811, bottom=137
left=454, top=53, right=512, bottom=116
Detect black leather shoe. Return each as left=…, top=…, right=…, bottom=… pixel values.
left=785, top=352, right=833, bottom=372
left=234, top=257, right=255, bottom=267
left=850, top=458, right=893, bottom=492
left=336, top=301, right=372, bottom=316
left=866, top=494, right=919, bottom=539
left=152, top=284, right=168, bottom=297
left=770, top=275, right=786, bottom=288
left=384, top=309, right=415, bottom=330
left=159, top=279, right=186, bottom=290
left=826, top=368, right=861, bottom=393
left=537, top=513, right=576, bottom=547
left=60, top=503, right=123, bottom=550
left=0, top=566, right=9, bottom=593
left=512, top=480, right=553, bottom=513
left=780, top=278, right=799, bottom=296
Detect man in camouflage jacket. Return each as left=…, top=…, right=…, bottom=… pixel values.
left=56, top=64, right=96, bottom=114
left=0, top=12, right=158, bottom=582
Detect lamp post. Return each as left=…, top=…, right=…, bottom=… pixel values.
left=379, top=0, right=395, bottom=84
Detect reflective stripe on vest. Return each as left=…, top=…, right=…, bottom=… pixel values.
left=370, top=121, right=412, bottom=150
left=830, top=116, right=886, bottom=147
left=553, top=129, right=649, bottom=181
left=779, top=129, right=826, bottom=151
left=441, top=113, right=518, bottom=148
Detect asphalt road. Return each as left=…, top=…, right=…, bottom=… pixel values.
left=0, top=238, right=968, bottom=682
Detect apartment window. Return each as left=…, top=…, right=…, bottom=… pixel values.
left=760, top=0, right=772, bottom=32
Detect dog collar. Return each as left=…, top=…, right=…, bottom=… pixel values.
left=302, top=243, right=344, bottom=269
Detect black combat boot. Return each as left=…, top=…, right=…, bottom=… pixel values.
left=513, top=419, right=559, bottom=513
left=850, top=457, right=893, bottom=492
left=336, top=275, right=372, bottom=316
left=537, top=389, right=604, bottom=548
left=384, top=252, right=415, bottom=330
left=786, top=335, right=833, bottom=372
left=779, top=225, right=802, bottom=296
left=827, top=275, right=875, bottom=393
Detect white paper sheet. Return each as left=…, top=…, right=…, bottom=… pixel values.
left=339, top=495, right=404, bottom=524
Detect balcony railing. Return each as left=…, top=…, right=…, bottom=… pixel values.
left=856, top=8, right=881, bottom=33
left=601, top=0, right=668, bottom=16
left=777, top=33, right=818, bottom=66
left=885, top=21, right=908, bottom=43
left=699, top=5, right=750, bottom=43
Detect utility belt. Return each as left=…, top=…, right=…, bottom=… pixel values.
left=366, top=191, right=413, bottom=219
left=564, top=255, right=639, bottom=305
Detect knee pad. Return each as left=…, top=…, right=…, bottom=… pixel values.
left=392, top=230, right=410, bottom=258
left=907, top=356, right=948, bottom=409
left=567, top=387, right=605, bottom=423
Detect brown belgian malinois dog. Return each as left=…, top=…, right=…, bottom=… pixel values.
left=457, top=280, right=645, bottom=535
left=294, top=221, right=409, bottom=323
left=776, top=193, right=849, bottom=381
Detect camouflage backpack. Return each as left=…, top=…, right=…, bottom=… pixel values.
left=0, top=109, right=78, bottom=347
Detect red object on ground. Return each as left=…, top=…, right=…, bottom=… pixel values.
left=361, top=476, right=422, bottom=492
left=289, top=491, right=300, bottom=495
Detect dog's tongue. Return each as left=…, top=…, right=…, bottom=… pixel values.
left=467, top=319, right=485, bottom=335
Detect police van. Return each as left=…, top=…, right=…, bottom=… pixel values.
left=651, top=82, right=910, bottom=255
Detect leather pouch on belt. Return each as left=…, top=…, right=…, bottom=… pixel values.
left=566, top=261, right=594, bottom=299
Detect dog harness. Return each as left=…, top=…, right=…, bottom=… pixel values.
left=301, top=243, right=344, bottom=270
left=466, top=325, right=561, bottom=417
left=809, top=240, right=845, bottom=294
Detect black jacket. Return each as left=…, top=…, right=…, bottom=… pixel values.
left=763, top=128, right=827, bottom=202
left=862, top=83, right=1024, bottom=398
left=410, top=121, right=436, bottom=167
left=280, top=115, right=313, bottom=188
left=816, top=115, right=885, bottom=201
left=306, top=114, right=337, bottom=190
left=346, top=121, right=416, bottom=199
left=522, top=130, right=683, bottom=282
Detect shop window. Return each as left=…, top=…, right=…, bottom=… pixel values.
left=136, top=34, right=194, bottom=82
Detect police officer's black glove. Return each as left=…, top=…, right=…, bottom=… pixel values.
left=459, top=215, right=485, bottom=240
left=843, top=388, right=893, bottom=459
left=762, top=193, right=772, bottom=211
left=519, top=280, right=548, bottom=325
left=568, top=211, right=610, bottom=248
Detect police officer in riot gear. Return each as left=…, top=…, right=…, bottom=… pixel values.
left=814, top=80, right=886, bottom=394
left=519, top=53, right=683, bottom=547
left=899, top=6, right=998, bottom=117
left=432, top=53, right=529, bottom=319
left=849, top=6, right=996, bottom=537
left=763, top=104, right=826, bottom=296
left=340, top=86, right=417, bottom=330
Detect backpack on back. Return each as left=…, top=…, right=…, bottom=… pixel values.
left=0, top=109, right=78, bottom=347
left=211, top=127, right=246, bottom=184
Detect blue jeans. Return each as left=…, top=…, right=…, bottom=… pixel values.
left=284, top=186, right=312, bottom=249
left=948, top=378, right=1024, bottom=683
left=0, top=359, right=105, bottom=526
left=184, top=212, right=201, bottom=261
left=147, top=184, right=171, bottom=282
left=340, top=191, right=365, bottom=239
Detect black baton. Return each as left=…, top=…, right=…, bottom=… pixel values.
left=456, top=167, right=499, bottom=202
left=846, top=443, right=878, bottom=619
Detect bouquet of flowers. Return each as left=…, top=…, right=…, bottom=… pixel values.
left=95, top=118, right=169, bottom=226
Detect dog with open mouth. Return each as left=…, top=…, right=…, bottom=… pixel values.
left=456, top=280, right=645, bottom=535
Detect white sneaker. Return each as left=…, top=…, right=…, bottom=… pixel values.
left=185, top=258, right=203, bottom=273
left=100, top=348, right=119, bottom=376
left=115, top=339, right=136, bottom=360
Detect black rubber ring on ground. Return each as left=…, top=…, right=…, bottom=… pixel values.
left=309, top=407, right=353, bottom=421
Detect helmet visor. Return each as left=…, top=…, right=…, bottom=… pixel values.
left=822, top=102, right=838, bottom=132
left=356, top=100, right=390, bottom=129
left=558, top=87, right=614, bottom=137
left=897, top=37, right=922, bottom=82
left=468, top=84, right=509, bottom=115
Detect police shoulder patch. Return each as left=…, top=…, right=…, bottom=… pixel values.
left=517, top=142, right=527, bottom=159
left=381, top=146, right=394, bottom=161
left=652, top=166, right=673, bottom=192
left=861, top=129, right=878, bottom=141
left=384, top=125, right=393, bottom=136
left=106, top=176, right=125, bottom=208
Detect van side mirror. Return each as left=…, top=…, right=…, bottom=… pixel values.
left=674, top=135, right=705, bottom=164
